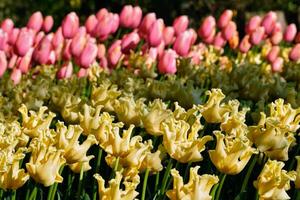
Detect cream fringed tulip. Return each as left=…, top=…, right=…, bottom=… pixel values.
left=162, top=118, right=213, bottom=163
left=295, top=156, right=300, bottom=189
left=209, top=131, right=257, bottom=175
left=91, top=81, right=121, bottom=112
left=26, top=139, right=65, bottom=187
left=18, top=104, right=56, bottom=138
left=248, top=112, right=296, bottom=161
left=199, top=89, right=231, bottom=123
left=68, top=155, right=95, bottom=173
left=94, top=172, right=140, bottom=200
left=55, top=121, right=97, bottom=165
left=113, top=95, right=146, bottom=126
left=254, top=160, right=296, bottom=200
left=141, top=99, right=172, bottom=136
left=166, top=166, right=219, bottom=200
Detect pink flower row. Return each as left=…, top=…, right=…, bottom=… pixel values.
left=0, top=6, right=300, bottom=84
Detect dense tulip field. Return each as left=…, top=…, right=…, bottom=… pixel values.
left=1, top=4, right=300, bottom=200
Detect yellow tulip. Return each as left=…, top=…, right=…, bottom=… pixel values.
left=166, top=166, right=219, bottom=200
left=254, top=160, right=296, bottom=200
left=68, top=155, right=95, bottom=173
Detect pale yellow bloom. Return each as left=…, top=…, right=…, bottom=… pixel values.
left=166, top=166, right=219, bottom=200
left=254, top=160, right=296, bottom=200
left=94, top=172, right=140, bottom=200
left=209, top=131, right=257, bottom=175
left=295, top=156, right=300, bottom=189
left=68, top=155, right=95, bottom=173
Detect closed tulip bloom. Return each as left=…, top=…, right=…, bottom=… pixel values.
left=62, top=12, right=79, bottom=39
left=70, top=27, right=87, bottom=57
left=198, top=16, right=216, bottom=39
left=0, top=30, right=8, bottom=50
left=96, top=8, right=108, bottom=21
left=203, top=29, right=215, bottom=44
left=52, top=27, right=64, bottom=48
left=97, top=43, right=106, bottom=59
left=15, top=28, right=35, bottom=56
left=85, top=15, right=98, bottom=34
left=43, top=16, right=54, bottom=32
left=173, top=15, right=189, bottom=36
left=10, top=68, right=22, bottom=84
left=108, top=40, right=122, bottom=67
left=47, top=50, right=56, bottom=64
left=213, top=32, right=226, bottom=48
left=173, top=30, right=193, bottom=56
left=80, top=41, right=98, bottom=68
left=131, top=6, right=143, bottom=28
left=218, top=9, right=233, bottom=29
left=34, top=35, right=52, bottom=64
left=139, top=13, right=156, bottom=38
left=245, top=16, right=262, bottom=34
left=63, top=39, right=72, bottom=60
left=271, top=30, right=283, bottom=45
left=110, top=14, right=120, bottom=34
left=57, top=61, right=73, bottom=79
left=271, top=57, right=284, bottom=72
left=147, top=19, right=164, bottom=47
left=229, top=32, right=239, bottom=49
left=222, top=21, right=237, bottom=41
left=121, top=31, right=140, bottom=53
left=284, top=23, right=297, bottom=42
left=119, top=5, right=134, bottom=28
left=163, top=26, right=175, bottom=45
left=93, top=13, right=113, bottom=40
left=188, top=28, right=197, bottom=45
left=289, top=43, right=300, bottom=61
left=158, top=49, right=177, bottom=74
left=267, top=46, right=280, bottom=63
left=250, top=27, right=265, bottom=45
left=261, top=11, right=277, bottom=35
left=27, top=11, right=43, bottom=32
left=77, top=68, right=87, bottom=78
left=34, top=31, right=45, bottom=46
left=1, top=18, right=14, bottom=34
left=0, top=51, right=7, bottom=77
left=18, top=47, right=34, bottom=73
left=99, top=57, right=108, bottom=68
left=8, top=53, right=18, bottom=69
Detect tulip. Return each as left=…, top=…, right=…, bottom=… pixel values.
left=119, top=5, right=134, bottom=28
left=198, top=16, right=216, bottom=39
left=15, top=28, right=35, bottom=56
left=261, top=11, right=277, bottom=35
left=96, top=8, right=108, bottom=21
left=131, top=6, right=143, bottom=28
left=267, top=46, right=280, bottom=63
left=218, top=9, right=233, bottom=29
left=34, top=31, right=45, bottom=46
left=47, top=50, right=56, bottom=64
left=77, top=68, right=87, bottom=78
left=57, top=61, right=73, bottom=79
left=121, top=31, right=140, bottom=53
left=203, top=29, right=215, bottom=44
left=271, top=57, right=284, bottom=72
left=284, top=23, right=297, bottom=42
left=222, top=21, right=237, bottom=41
left=1, top=18, right=14, bottom=34
left=0, top=51, right=7, bottom=77
left=97, top=44, right=106, bottom=59
left=173, top=15, right=189, bottom=36
left=158, top=49, right=177, bottom=74
left=34, top=35, right=52, bottom=64
left=8, top=53, right=18, bottom=69
left=173, top=30, right=193, bottom=56
left=213, top=32, right=226, bottom=48
left=163, top=26, right=175, bottom=45
left=108, top=40, right=122, bottom=67
left=250, top=26, right=265, bottom=45
left=93, top=13, right=113, bottom=40
left=187, top=28, right=197, bottom=45
left=147, top=19, right=164, bottom=47
left=271, top=30, right=283, bottom=45
left=52, top=27, right=64, bottom=48
left=62, top=12, right=79, bottom=39
left=63, top=39, right=72, bottom=60
left=10, top=68, right=22, bottom=84
left=289, top=43, right=300, bottom=61
left=85, top=15, right=98, bottom=34
left=27, top=11, right=43, bottom=32
left=229, top=32, right=239, bottom=49
left=70, top=27, right=87, bottom=57
left=18, top=47, right=34, bottom=73
left=245, top=16, right=261, bottom=34
left=80, top=40, right=98, bottom=68
left=43, top=16, right=54, bottom=32
left=110, top=14, right=120, bottom=34
left=139, top=13, right=156, bottom=38
left=0, top=30, right=8, bottom=50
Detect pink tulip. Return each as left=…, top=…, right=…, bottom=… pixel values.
left=139, top=13, right=156, bottom=38
left=147, top=19, right=164, bottom=47
left=0, top=30, right=8, bottom=50
left=267, top=46, right=280, bottom=63
left=144, top=47, right=158, bottom=68
left=15, top=28, right=35, bottom=56
left=77, top=68, right=87, bottom=78
left=245, top=16, right=262, bottom=34
left=47, top=50, right=56, bottom=64
left=62, top=12, right=79, bottom=39
left=43, top=16, right=54, bottom=32
left=99, top=57, right=108, bottom=68
left=271, top=30, right=283, bottom=45
left=239, top=35, right=251, bottom=53
left=157, top=41, right=165, bottom=58
left=57, top=61, right=73, bottom=79
left=80, top=41, right=98, bottom=68
left=289, top=43, right=300, bottom=61
left=34, top=31, right=45, bottom=46
left=0, top=51, right=7, bottom=77
left=222, top=21, right=237, bottom=41
left=250, top=27, right=265, bottom=45
left=158, top=49, right=177, bottom=74
left=108, top=40, right=122, bottom=67
left=63, top=39, right=72, bottom=60
left=173, top=15, right=189, bottom=36
left=261, top=11, right=277, bottom=35
left=203, top=29, right=215, bottom=44
left=52, top=27, right=64, bottom=48
left=10, top=68, right=22, bottom=84
left=94, top=13, right=113, bottom=40
left=110, top=14, right=120, bottom=34
left=163, top=26, right=175, bottom=45
left=34, top=35, right=52, bottom=64
left=8, top=54, right=18, bottom=69
left=96, top=8, right=108, bottom=21
left=120, top=5, right=134, bottom=28
left=121, top=31, right=140, bottom=53
left=85, top=15, right=98, bottom=34
left=173, top=30, right=193, bottom=56
left=271, top=57, right=283, bottom=72
left=27, top=11, right=43, bottom=32
left=18, top=47, right=34, bottom=73
left=198, top=16, right=216, bottom=39
left=131, top=6, right=143, bottom=28
left=187, top=28, right=197, bottom=45
left=97, top=44, right=106, bottom=59
left=1, top=18, right=14, bottom=34
left=213, top=32, right=227, bottom=48
left=218, top=9, right=233, bottom=29
left=70, top=27, right=87, bottom=57
left=284, top=23, right=297, bottom=42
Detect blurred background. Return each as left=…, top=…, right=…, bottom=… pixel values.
left=0, top=0, right=299, bottom=31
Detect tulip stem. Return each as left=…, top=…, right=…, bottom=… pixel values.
left=154, top=172, right=160, bottom=192
left=110, top=156, right=120, bottom=179
left=183, top=162, right=192, bottom=182
left=11, top=190, right=16, bottom=200
left=29, top=184, right=38, bottom=200
left=48, top=165, right=64, bottom=200
left=215, top=173, right=227, bottom=200
left=77, top=163, right=85, bottom=199
left=160, top=159, right=173, bottom=196
left=141, top=168, right=150, bottom=200
left=240, top=155, right=257, bottom=193
left=0, top=189, right=3, bottom=200
left=93, top=148, right=103, bottom=200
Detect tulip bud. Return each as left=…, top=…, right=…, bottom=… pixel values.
left=52, top=27, right=64, bottom=48
left=271, top=57, right=283, bottom=72
left=228, top=32, right=239, bottom=49
left=27, top=11, right=43, bottom=32
left=139, top=13, right=156, bottom=38
left=0, top=51, right=7, bottom=77
left=0, top=30, right=8, bottom=50
left=34, top=35, right=52, bottom=64
left=99, top=57, right=108, bottom=68
left=57, top=61, right=73, bottom=79
left=63, top=39, right=72, bottom=60
left=173, top=31, right=193, bottom=56
left=198, top=16, right=216, bottom=39
left=62, top=12, right=79, bottom=39
left=271, top=30, right=283, bottom=45
left=213, top=32, right=226, bottom=48
left=239, top=35, right=251, bottom=53
left=147, top=19, right=164, bottom=47
left=47, top=50, right=56, bottom=64
left=80, top=41, right=98, bottom=68
left=284, top=23, right=297, bottom=42
left=121, top=31, right=140, bottom=53
left=218, top=9, right=233, bottom=29
left=163, top=26, right=175, bottom=45
left=85, top=15, right=98, bottom=34
left=15, top=28, right=35, bottom=56
left=110, top=14, right=120, bottom=34
left=1, top=18, right=14, bottom=34
left=261, top=11, right=277, bottom=35
left=10, top=68, right=22, bottom=84
left=108, top=40, right=122, bottom=67
left=70, top=27, right=87, bottom=57
left=245, top=16, right=262, bottom=34
left=250, top=27, right=265, bottom=45
left=173, top=15, right=189, bottom=36
left=8, top=53, right=18, bottom=69
left=131, top=6, right=143, bottom=28
left=97, top=43, right=106, bottom=59
left=267, top=46, right=280, bottom=63
left=18, top=47, right=34, bottom=73
left=289, top=44, right=300, bottom=61
left=187, top=28, right=197, bottom=45
left=8, top=28, right=19, bottom=45
left=158, top=49, right=177, bottom=74
left=120, top=5, right=134, bottom=28
left=77, top=68, right=87, bottom=78
left=43, top=16, right=54, bottom=33
left=96, top=8, right=108, bottom=21
left=94, top=13, right=113, bottom=40
left=222, top=21, right=237, bottom=41
left=203, top=29, right=215, bottom=44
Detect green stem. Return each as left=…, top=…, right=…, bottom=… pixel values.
left=29, top=184, right=38, bottom=200
left=77, top=163, right=85, bottom=199
left=183, top=162, right=192, bottom=182
left=240, top=155, right=257, bottom=193
left=288, top=143, right=300, bottom=171
left=93, top=148, right=103, bottom=200
left=11, top=190, right=16, bottom=200
left=141, top=168, right=150, bottom=200
left=160, top=159, right=173, bottom=196
left=154, top=172, right=160, bottom=193
left=215, top=174, right=227, bottom=200
left=48, top=165, right=64, bottom=200
left=0, top=189, right=3, bottom=200
left=111, top=156, right=120, bottom=178
left=65, top=171, right=74, bottom=200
